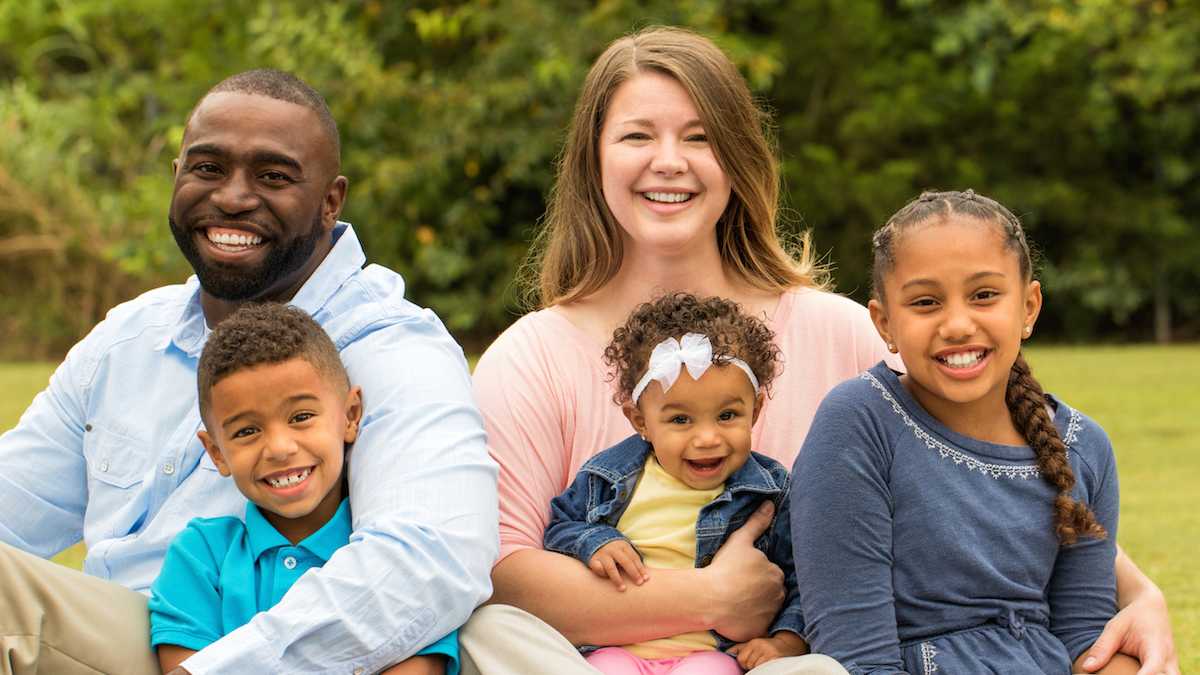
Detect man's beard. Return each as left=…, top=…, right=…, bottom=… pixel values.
left=168, top=213, right=326, bottom=301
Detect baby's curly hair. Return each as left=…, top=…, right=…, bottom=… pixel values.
left=197, top=303, right=348, bottom=420
left=604, top=292, right=782, bottom=406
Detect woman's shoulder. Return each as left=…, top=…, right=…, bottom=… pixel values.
left=777, top=287, right=877, bottom=337
left=476, top=308, right=589, bottom=370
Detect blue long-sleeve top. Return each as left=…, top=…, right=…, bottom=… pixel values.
left=792, top=362, right=1118, bottom=675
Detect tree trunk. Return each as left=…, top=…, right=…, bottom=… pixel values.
left=1154, top=268, right=1171, bottom=344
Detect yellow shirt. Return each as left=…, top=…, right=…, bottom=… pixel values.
left=615, top=455, right=724, bottom=658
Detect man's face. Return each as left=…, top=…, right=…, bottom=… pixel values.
left=168, top=92, right=344, bottom=303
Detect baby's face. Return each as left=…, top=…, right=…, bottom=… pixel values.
left=631, top=364, right=758, bottom=490
left=198, top=357, right=360, bottom=542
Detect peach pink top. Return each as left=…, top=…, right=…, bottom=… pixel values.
left=473, top=287, right=893, bottom=562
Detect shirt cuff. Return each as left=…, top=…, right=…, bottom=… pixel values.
left=180, top=623, right=282, bottom=674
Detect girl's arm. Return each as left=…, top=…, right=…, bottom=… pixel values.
left=489, top=501, right=785, bottom=645
left=1077, top=546, right=1178, bottom=674
left=790, top=390, right=906, bottom=673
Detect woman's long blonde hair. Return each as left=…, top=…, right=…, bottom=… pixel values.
left=524, top=26, right=828, bottom=308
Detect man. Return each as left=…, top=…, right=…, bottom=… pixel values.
left=0, top=70, right=498, bottom=674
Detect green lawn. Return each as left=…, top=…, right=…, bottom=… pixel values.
left=1, top=347, right=1196, bottom=670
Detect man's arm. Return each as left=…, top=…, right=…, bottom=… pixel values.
left=181, top=324, right=499, bottom=674
left=490, top=501, right=784, bottom=646
left=0, top=342, right=90, bottom=554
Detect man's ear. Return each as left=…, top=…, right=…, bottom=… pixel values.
left=323, top=176, right=349, bottom=231
left=622, top=401, right=647, bottom=437
left=868, top=298, right=894, bottom=352
left=197, top=429, right=231, bottom=477
left=343, top=385, right=363, bottom=444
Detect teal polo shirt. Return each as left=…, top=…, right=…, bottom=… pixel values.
left=149, top=499, right=459, bottom=673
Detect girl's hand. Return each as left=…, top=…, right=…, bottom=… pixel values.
left=727, top=631, right=809, bottom=670
left=1079, top=588, right=1179, bottom=675
left=588, top=540, right=649, bottom=591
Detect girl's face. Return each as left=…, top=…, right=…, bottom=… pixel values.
left=599, top=71, right=732, bottom=258
left=868, top=217, right=1042, bottom=423
left=623, top=364, right=761, bottom=490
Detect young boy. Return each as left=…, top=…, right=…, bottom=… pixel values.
left=149, top=303, right=458, bottom=675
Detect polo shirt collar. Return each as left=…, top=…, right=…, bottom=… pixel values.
left=164, top=222, right=365, bottom=357
left=244, top=497, right=352, bottom=563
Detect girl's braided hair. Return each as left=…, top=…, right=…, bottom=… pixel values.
left=604, top=292, right=782, bottom=407
left=872, top=190, right=1105, bottom=545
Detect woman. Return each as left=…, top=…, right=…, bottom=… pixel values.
left=464, top=26, right=1176, bottom=675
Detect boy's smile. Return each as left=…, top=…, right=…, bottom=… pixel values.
left=199, top=357, right=361, bottom=544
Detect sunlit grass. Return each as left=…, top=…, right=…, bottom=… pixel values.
left=2, top=347, right=1197, bottom=670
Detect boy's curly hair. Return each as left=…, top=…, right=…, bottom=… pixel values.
left=604, top=292, right=781, bottom=406
left=197, top=303, right=348, bottom=420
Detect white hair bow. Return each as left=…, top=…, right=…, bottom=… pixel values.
left=631, top=332, right=760, bottom=404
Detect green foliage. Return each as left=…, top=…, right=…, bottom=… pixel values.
left=1, top=1, right=1198, bottom=357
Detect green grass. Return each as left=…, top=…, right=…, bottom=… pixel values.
left=2, top=348, right=1197, bottom=669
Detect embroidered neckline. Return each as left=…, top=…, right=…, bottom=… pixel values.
left=863, top=371, right=1078, bottom=480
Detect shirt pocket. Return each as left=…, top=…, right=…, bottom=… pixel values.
left=83, top=424, right=151, bottom=536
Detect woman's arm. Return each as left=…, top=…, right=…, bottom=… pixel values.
left=489, top=501, right=785, bottom=645
left=1077, top=545, right=1178, bottom=675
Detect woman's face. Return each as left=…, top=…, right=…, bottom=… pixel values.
left=599, top=71, right=731, bottom=258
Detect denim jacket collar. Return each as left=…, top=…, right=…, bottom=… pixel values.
left=579, top=433, right=786, bottom=497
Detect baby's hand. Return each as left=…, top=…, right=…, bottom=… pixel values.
left=588, top=539, right=649, bottom=591
left=728, top=631, right=809, bottom=670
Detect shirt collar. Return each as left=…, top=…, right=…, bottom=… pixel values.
left=244, top=497, right=352, bottom=562
left=165, top=222, right=365, bottom=357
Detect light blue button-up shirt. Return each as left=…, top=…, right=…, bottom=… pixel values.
left=0, top=223, right=499, bottom=673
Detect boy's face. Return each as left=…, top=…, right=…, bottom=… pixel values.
left=198, top=356, right=361, bottom=543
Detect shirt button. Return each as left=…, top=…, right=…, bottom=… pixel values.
left=353, top=669, right=364, bottom=675
left=700, top=554, right=714, bottom=566
left=99, top=460, right=109, bottom=472
left=162, top=462, right=175, bottom=475
left=283, top=556, right=298, bottom=570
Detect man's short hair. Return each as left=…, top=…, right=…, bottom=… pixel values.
left=197, top=303, right=348, bottom=420
left=201, top=68, right=340, bottom=163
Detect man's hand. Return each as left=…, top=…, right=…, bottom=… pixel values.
left=728, top=630, right=809, bottom=670
left=703, top=501, right=785, bottom=642
left=588, top=539, right=649, bottom=592
left=1079, top=588, right=1179, bottom=675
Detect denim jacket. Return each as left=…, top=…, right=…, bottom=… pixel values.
left=544, top=434, right=804, bottom=650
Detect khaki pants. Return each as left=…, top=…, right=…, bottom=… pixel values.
left=0, top=542, right=158, bottom=675
left=460, top=605, right=849, bottom=675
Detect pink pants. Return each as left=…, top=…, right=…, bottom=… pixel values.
left=585, top=647, right=743, bottom=674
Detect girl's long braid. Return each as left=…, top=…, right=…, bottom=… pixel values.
left=1005, top=353, right=1106, bottom=545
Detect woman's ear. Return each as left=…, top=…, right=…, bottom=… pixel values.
left=343, top=386, right=363, bottom=443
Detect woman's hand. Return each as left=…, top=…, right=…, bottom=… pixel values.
left=703, top=501, right=786, bottom=642
left=1079, top=587, right=1178, bottom=675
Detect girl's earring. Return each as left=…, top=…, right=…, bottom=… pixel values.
left=887, top=342, right=898, bottom=353
left=1023, top=326, right=1032, bottom=336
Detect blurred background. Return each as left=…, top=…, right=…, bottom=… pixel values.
left=0, top=1, right=1196, bottom=668
left=1, top=0, right=1197, bottom=357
